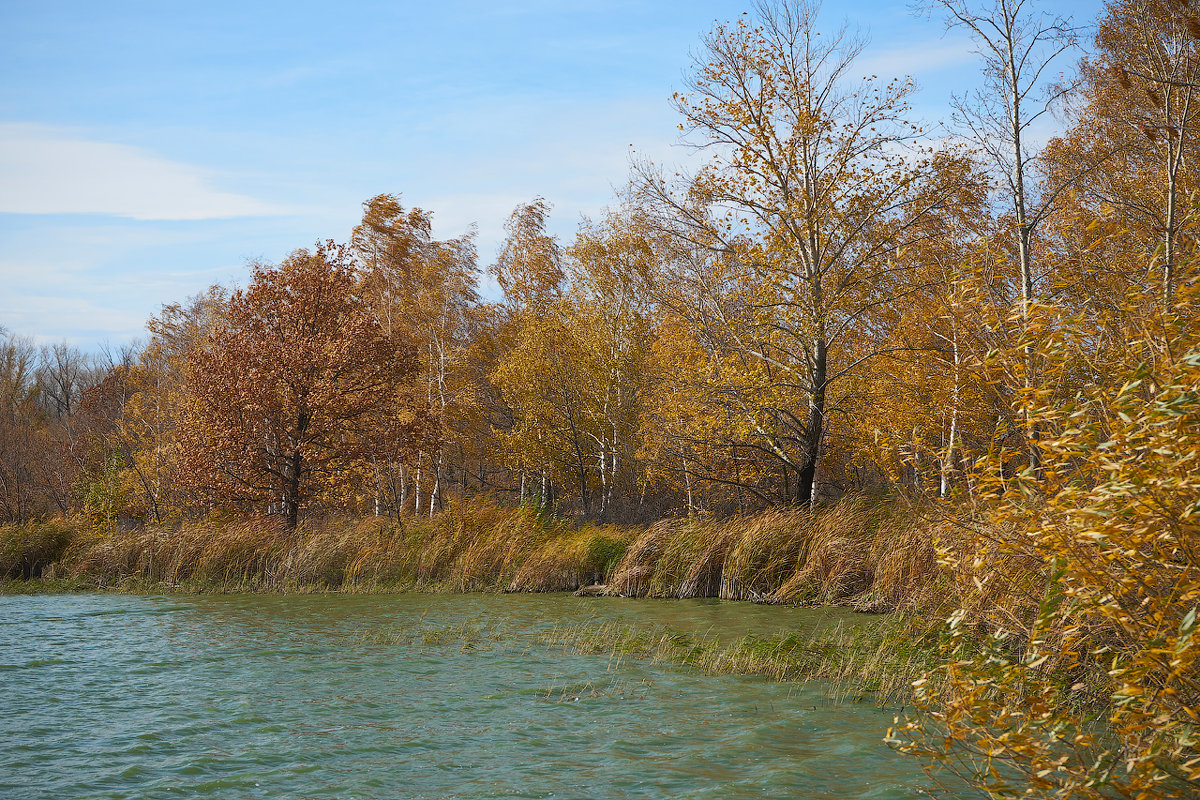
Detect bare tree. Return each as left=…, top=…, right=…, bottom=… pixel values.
left=36, top=342, right=98, bottom=419
left=928, top=0, right=1081, bottom=470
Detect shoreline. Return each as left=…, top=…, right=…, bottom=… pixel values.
left=0, top=498, right=947, bottom=610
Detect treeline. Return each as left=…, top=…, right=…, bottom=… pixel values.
left=2, top=0, right=1198, bottom=529
left=3, top=0, right=1197, bottom=529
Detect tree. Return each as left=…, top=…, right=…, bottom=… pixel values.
left=929, top=0, right=1081, bottom=470
left=0, top=329, right=42, bottom=522
left=565, top=210, right=656, bottom=519
left=352, top=194, right=480, bottom=517
left=489, top=199, right=574, bottom=508
left=36, top=342, right=96, bottom=419
left=636, top=0, right=969, bottom=505
left=892, top=293, right=1200, bottom=798
left=493, top=198, right=564, bottom=311
left=179, top=243, right=429, bottom=528
left=112, top=287, right=230, bottom=523
left=1047, top=0, right=1200, bottom=309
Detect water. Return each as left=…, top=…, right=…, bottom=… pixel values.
left=0, top=593, right=936, bottom=799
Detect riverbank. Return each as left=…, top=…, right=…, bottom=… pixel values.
left=1, top=500, right=954, bottom=706
left=0, top=498, right=951, bottom=612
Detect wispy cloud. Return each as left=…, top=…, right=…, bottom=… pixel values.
left=0, top=124, right=287, bottom=221
left=855, top=38, right=976, bottom=81
left=0, top=294, right=147, bottom=345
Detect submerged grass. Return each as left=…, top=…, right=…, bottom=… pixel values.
left=540, top=613, right=941, bottom=707
left=360, top=619, right=510, bottom=653
left=349, top=606, right=934, bottom=707
left=538, top=676, right=654, bottom=704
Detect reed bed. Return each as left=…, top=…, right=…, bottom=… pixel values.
left=603, top=497, right=953, bottom=613
left=0, top=503, right=639, bottom=594
left=0, top=496, right=1020, bottom=624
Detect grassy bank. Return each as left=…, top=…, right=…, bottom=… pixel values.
left=0, top=503, right=635, bottom=593
left=0, top=497, right=957, bottom=614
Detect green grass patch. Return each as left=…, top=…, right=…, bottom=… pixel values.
left=541, top=613, right=942, bottom=707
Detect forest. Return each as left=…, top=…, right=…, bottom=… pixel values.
left=2, top=0, right=1198, bottom=796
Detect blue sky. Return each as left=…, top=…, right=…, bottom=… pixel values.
left=1, top=0, right=1103, bottom=349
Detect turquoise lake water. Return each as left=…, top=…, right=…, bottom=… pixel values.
left=0, top=593, right=945, bottom=798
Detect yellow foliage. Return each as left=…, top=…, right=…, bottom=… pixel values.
left=891, top=295, right=1200, bottom=797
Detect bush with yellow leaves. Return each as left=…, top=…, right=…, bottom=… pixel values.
left=890, top=319, right=1200, bottom=797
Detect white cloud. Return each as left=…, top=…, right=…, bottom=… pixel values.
left=855, top=38, right=977, bottom=81
left=0, top=123, right=287, bottom=221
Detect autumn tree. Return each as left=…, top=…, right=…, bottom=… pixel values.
left=489, top=207, right=657, bottom=520
left=179, top=243, right=429, bottom=528
left=564, top=210, right=657, bottom=519
left=112, top=287, right=230, bottom=522
left=489, top=199, right=575, bottom=508
left=493, top=198, right=564, bottom=311
left=852, top=180, right=996, bottom=500
left=352, top=194, right=480, bottom=517
left=74, top=356, right=141, bottom=527
left=36, top=342, right=96, bottom=419
left=928, top=0, right=1082, bottom=472
left=1047, top=0, right=1200, bottom=312
left=636, top=0, right=970, bottom=505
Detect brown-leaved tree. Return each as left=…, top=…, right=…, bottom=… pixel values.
left=179, top=243, right=429, bottom=528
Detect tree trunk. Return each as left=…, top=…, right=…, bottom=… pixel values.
left=940, top=325, right=961, bottom=498
left=413, top=462, right=423, bottom=517
left=429, top=454, right=441, bottom=519
left=796, top=338, right=827, bottom=506
left=681, top=448, right=695, bottom=517
left=284, top=448, right=301, bottom=529
left=1163, top=138, right=1178, bottom=308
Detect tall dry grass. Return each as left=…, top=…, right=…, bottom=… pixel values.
left=1, top=495, right=1029, bottom=624
left=0, top=501, right=639, bottom=593
left=605, top=497, right=953, bottom=613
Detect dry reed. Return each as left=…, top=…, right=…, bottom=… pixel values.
left=0, top=496, right=1031, bottom=628
left=0, top=501, right=640, bottom=594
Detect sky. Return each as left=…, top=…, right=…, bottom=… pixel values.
left=1, top=0, right=1104, bottom=350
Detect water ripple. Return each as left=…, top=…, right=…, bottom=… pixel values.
left=1, top=593, right=939, bottom=799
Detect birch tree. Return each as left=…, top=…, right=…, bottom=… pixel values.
left=929, top=0, right=1080, bottom=470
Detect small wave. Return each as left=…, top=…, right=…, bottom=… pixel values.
left=0, top=658, right=74, bottom=670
